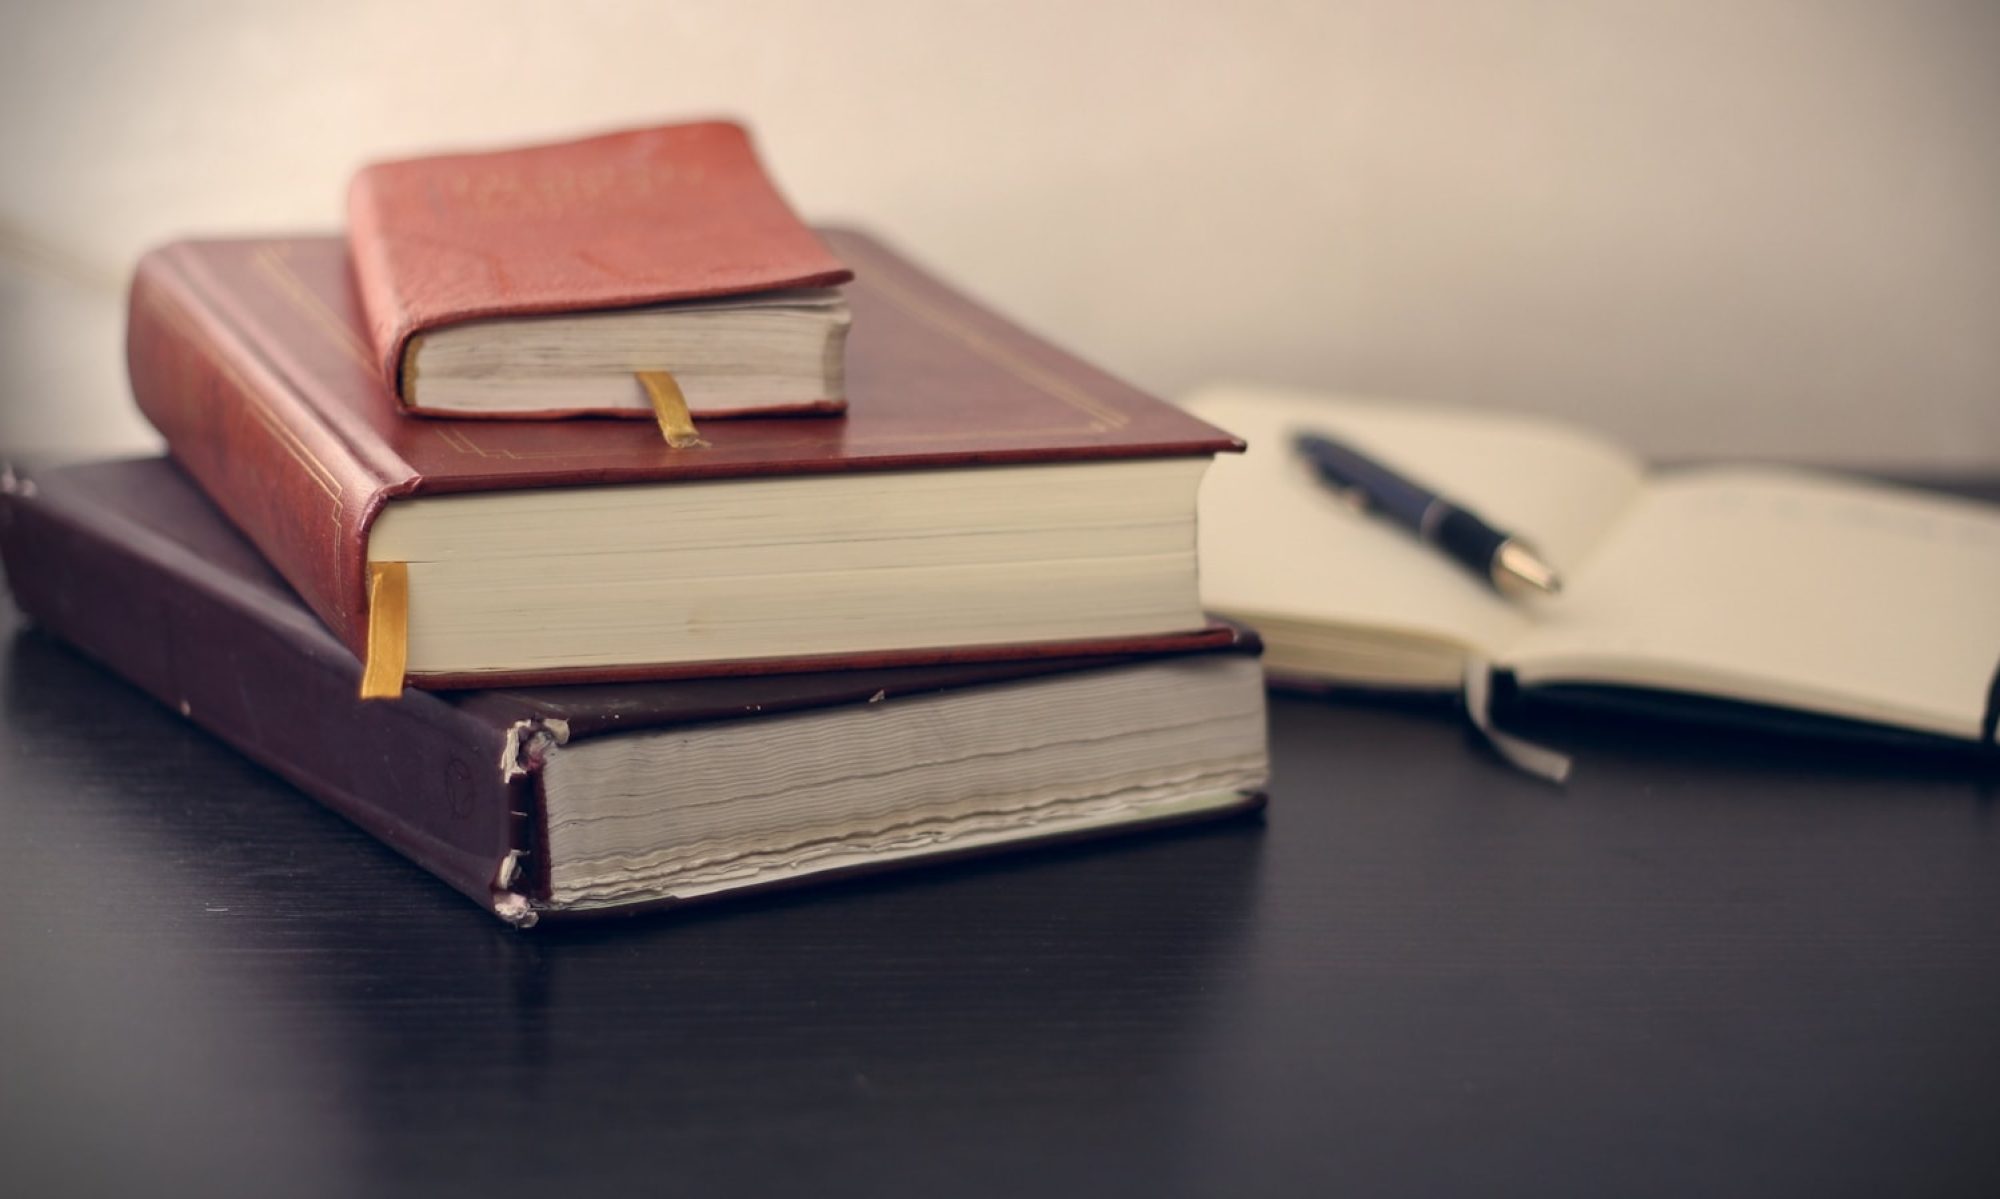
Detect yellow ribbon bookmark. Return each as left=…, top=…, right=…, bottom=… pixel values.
left=359, top=561, right=409, bottom=700
left=638, top=370, right=708, bottom=448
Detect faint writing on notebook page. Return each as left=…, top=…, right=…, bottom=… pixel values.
left=1670, top=466, right=2000, bottom=552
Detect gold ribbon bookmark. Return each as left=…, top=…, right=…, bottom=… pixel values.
left=638, top=370, right=707, bottom=448
left=359, top=561, right=409, bottom=700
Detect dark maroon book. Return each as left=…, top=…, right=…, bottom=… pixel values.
left=0, top=458, right=1268, bottom=926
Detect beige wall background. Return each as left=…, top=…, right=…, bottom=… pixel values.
left=2, top=0, right=1995, bottom=466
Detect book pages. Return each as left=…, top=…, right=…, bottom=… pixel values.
left=1187, top=385, right=1647, bottom=666
left=1506, top=467, right=2000, bottom=738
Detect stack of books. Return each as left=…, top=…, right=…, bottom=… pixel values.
left=0, top=122, right=1270, bottom=925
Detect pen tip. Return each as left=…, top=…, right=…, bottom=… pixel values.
left=1494, top=541, right=1563, bottom=597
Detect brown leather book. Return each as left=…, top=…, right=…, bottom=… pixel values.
left=127, top=228, right=1244, bottom=693
left=0, top=458, right=1269, bottom=926
left=348, top=120, right=855, bottom=419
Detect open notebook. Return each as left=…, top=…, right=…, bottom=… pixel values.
left=1187, top=385, right=2000, bottom=748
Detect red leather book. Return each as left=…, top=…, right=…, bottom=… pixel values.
left=0, top=459, right=1268, bottom=925
left=348, top=120, right=854, bottom=417
left=126, top=228, right=1244, bottom=691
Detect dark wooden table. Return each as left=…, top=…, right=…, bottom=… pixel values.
left=4, top=540, right=1998, bottom=1199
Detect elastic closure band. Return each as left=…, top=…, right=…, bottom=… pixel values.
left=1463, top=658, right=1572, bottom=784
left=1981, top=654, right=1999, bottom=746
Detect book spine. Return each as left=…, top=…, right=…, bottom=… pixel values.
left=126, top=245, right=395, bottom=659
left=343, top=166, right=409, bottom=393
left=0, top=477, right=538, bottom=924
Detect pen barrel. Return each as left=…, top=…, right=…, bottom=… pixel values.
left=1298, top=436, right=1436, bottom=530
left=1296, top=434, right=1517, bottom=583
left=1430, top=507, right=1509, bottom=574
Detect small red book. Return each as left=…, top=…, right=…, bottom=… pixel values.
left=127, top=228, right=1244, bottom=693
left=347, top=121, right=853, bottom=419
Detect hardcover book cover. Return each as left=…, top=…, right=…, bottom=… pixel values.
left=126, top=228, right=1245, bottom=688
left=347, top=120, right=853, bottom=404
left=0, top=458, right=1266, bottom=925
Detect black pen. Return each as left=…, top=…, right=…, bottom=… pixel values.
left=1293, top=432, right=1562, bottom=597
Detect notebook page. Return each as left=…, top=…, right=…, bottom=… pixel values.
left=1187, top=386, right=1648, bottom=661
left=1504, top=467, right=2000, bottom=739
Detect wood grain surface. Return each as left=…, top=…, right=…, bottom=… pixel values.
left=3, top=545, right=1998, bottom=1198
